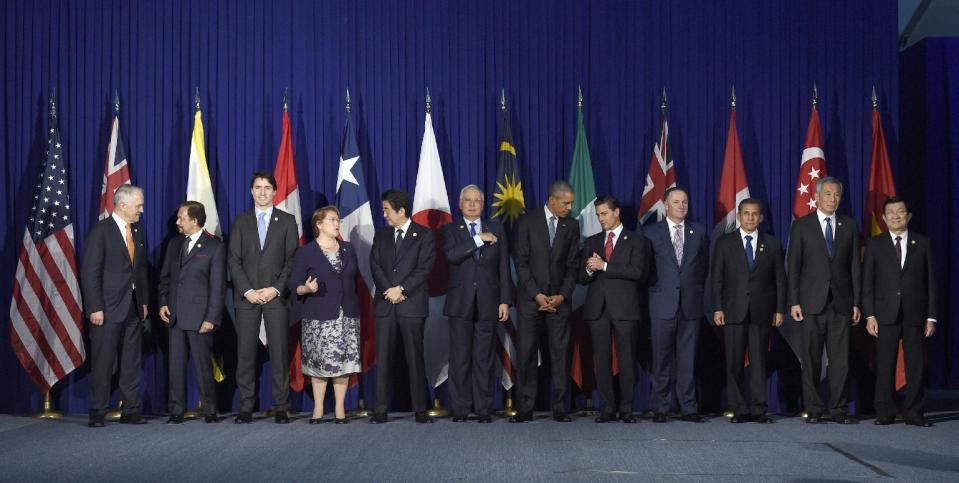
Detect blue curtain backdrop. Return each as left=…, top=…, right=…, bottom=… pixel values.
left=0, top=0, right=912, bottom=414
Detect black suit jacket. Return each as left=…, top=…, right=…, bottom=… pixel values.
left=80, top=217, right=151, bottom=322
left=511, top=211, right=580, bottom=310
left=370, top=221, right=435, bottom=318
left=227, top=208, right=298, bottom=308
left=862, top=231, right=937, bottom=326
left=577, top=228, right=649, bottom=321
left=711, top=231, right=786, bottom=324
left=158, top=232, right=226, bottom=331
left=441, top=219, right=513, bottom=320
left=786, top=212, right=861, bottom=315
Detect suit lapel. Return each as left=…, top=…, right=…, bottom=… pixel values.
left=181, top=233, right=207, bottom=266
left=108, top=221, right=132, bottom=268
left=393, top=224, right=415, bottom=265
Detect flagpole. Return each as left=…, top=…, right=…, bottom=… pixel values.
left=34, top=389, right=63, bottom=419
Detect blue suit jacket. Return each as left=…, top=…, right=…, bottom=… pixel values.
left=441, top=219, right=513, bottom=320
left=288, top=240, right=360, bottom=321
left=158, top=231, right=226, bottom=331
left=645, top=220, right=709, bottom=320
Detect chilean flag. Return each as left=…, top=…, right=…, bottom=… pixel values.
left=412, top=103, right=453, bottom=388
left=335, top=98, right=377, bottom=384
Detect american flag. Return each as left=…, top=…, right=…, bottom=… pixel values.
left=98, top=95, right=131, bottom=219
left=637, top=94, right=676, bottom=223
left=9, top=96, right=85, bottom=392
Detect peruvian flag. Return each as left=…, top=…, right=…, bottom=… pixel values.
left=792, top=105, right=827, bottom=218
left=713, top=98, right=750, bottom=237
left=412, top=100, right=453, bottom=389
left=272, top=98, right=306, bottom=391
left=863, top=94, right=907, bottom=390
left=99, top=97, right=132, bottom=219
left=637, top=109, right=676, bottom=223
left=335, top=95, right=377, bottom=385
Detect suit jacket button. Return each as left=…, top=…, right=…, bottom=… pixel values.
left=897, top=291, right=901, bottom=296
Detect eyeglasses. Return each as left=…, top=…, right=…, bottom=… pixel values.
left=323, top=217, right=341, bottom=223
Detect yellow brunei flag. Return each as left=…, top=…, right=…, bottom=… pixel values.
left=186, top=91, right=225, bottom=383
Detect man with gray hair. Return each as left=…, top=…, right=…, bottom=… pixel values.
left=787, top=176, right=861, bottom=424
left=81, top=184, right=151, bottom=427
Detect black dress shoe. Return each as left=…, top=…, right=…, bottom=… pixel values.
left=119, top=413, right=147, bottom=425
left=594, top=413, right=617, bottom=423
left=904, top=417, right=932, bottom=427
left=451, top=416, right=468, bottom=422
left=309, top=417, right=325, bottom=424
left=680, top=413, right=706, bottom=423
left=553, top=412, right=572, bottom=422
left=620, top=415, right=637, bottom=424
left=204, top=414, right=219, bottom=423
left=88, top=415, right=105, bottom=428
left=274, top=412, right=291, bottom=424
left=652, top=412, right=668, bottom=423
left=752, top=415, right=774, bottom=424
left=834, top=414, right=857, bottom=424
left=167, top=414, right=185, bottom=425
left=729, top=415, right=748, bottom=423
left=477, top=416, right=492, bottom=423
left=509, top=412, right=532, bottom=423
left=874, top=416, right=894, bottom=426
left=369, top=413, right=388, bottom=424
left=334, top=417, right=350, bottom=425
left=234, top=412, right=253, bottom=424
left=414, top=412, right=435, bottom=423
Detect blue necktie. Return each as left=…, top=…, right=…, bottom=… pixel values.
left=824, top=217, right=834, bottom=257
left=470, top=222, right=481, bottom=260
left=744, top=235, right=754, bottom=270
left=257, top=212, right=267, bottom=250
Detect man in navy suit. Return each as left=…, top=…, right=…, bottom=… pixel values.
left=579, top=195, right=649, bottom=423
left=864, top=197, right=937, bottom=427
left=369, top=189, right=436, bottom=423
left=711, top=198, right=785, bottom=423
left=159, top=201, right=226, bottom=424
left=787, top=177, right=860, bottom=424
left=645, top=187, right=709, bottom=422
left=442, top=185, right=512, bottom=422
left=80, top=184, right=151, bottom=427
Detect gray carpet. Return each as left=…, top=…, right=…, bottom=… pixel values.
left=1, top=410, right=958, bottom=482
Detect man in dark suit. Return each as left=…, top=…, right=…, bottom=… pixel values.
left=510, top=180, right=580, bottom=423
left=711, top=198, right=785, bottom=423
left=159, top=201, right=225, bottom=424
left=81, top=184, right=151, bottom=427
left=864, top=197, right=938, bottom=427
left=369, top=189, right=436, bottom=423
left=228, top=171, right=298, bottom=424
left=787, top=176, right=861, bottom=424
left=579, top=195, right=649, bottom=423
left=645, top=187, right=709, bottom=423
left=442, top=185, right=512, bottom=422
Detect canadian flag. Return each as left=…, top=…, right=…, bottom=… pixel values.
left=412, top=100, right=453, bottom=388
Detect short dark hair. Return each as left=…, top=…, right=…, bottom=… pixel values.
left=595, top=194, right=620, bottom=212
left=179, top=200, right=207, bottom=227
left=311, top=206, right=340, bottom=237
left=381, top=189, right=412, bottom=216
left=737, top=198, right=764, bottom=214
left=548, top=180, right=575, bottom=198
left=882, top=196, right=909, bottom=213
left=662, top=186, right=689, bottom=202
left=250, top=170, right=277, bottom=190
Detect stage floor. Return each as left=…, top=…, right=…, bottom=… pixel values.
left=1, top=406, right=958, bottom=482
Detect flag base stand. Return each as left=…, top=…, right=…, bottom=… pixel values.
left=184, top=400, right=203, bottom=420
left=494, top=391, right=518, bottom=417
left=34, top=392, right=62, bottom=419
left=426, top=397, right=449, bottom=418
left=723, top=411, right=734, bottom=418
left=577, top=397, right=599, bottom=416
left=105, top=401, right=123, bottom=421
left=348, top=399, right=370, bottom=418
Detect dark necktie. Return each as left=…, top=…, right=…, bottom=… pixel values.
left=470, top=222, right=481, bottom=260
left=605, top=231, right=615, bottom=261
left=824, top=217, right=834, bottom=257
left=548, top=216, right=557, bottom=247
left=181, top=235, right=191, bottom=264
left=394, top=228, right=404, bottom=257
left=744, top=234, right=754, bottom=270
left=895, top=235, right=903, bottom=269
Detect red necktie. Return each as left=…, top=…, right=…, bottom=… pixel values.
left=605, top=231, right=615, bottom=261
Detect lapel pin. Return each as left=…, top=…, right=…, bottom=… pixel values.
left=623, top=235, right=628, bottom=240
left=911, top=240, right=916, bottom=245
left=759, top=246, right=764, bottom=252
left=837, top=221, right=843, bottom=227
left=689, top=229, right=693, bottom=234
left=273, top=217, right=279, bottom=222
left=459, top=225, right=464, bottom=229
left=413, top=232, right=418, bottom=237
left=197, top=243, right=203, bottom=249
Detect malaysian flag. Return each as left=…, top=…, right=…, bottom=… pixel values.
left=9, top=95, right=86, bottom=393
left=98, top=93, right=131, bottom=220
left=637, top=90, right=677, bottom=224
